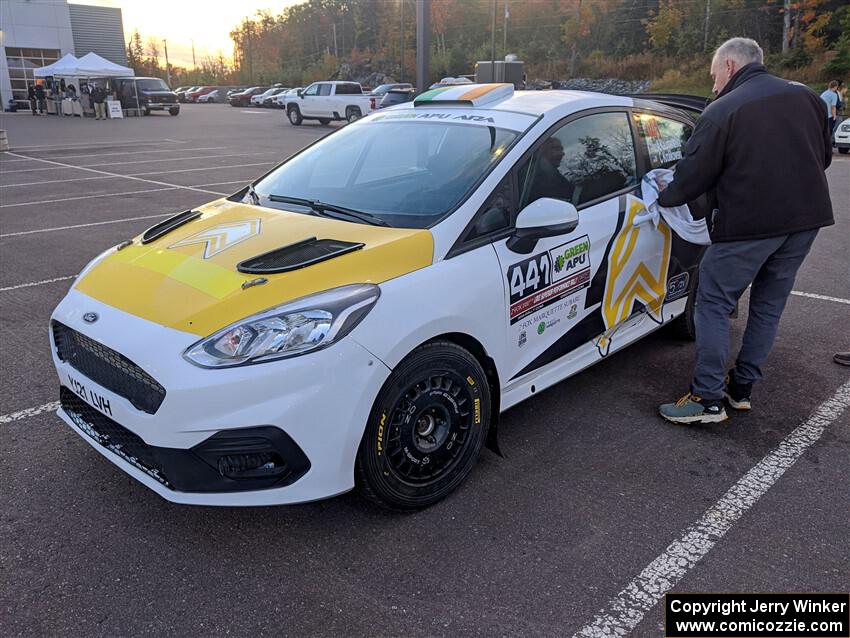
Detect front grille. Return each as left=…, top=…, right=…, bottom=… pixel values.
left=60, top=387, right=172, bottom=488
left=52, top=322, right=166, bottom=414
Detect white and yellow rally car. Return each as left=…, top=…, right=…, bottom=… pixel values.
left=51, top=84, right=708, bottom=509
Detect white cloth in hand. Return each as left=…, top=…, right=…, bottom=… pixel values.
left=640, top=168, right=711, bottom=245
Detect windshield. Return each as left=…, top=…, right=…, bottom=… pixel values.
left=137, top=79, right=171, bottom=92
left=252, top=120, right=518, bottom=228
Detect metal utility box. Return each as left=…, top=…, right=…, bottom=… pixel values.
left=474, top=59, right=526, bottom=89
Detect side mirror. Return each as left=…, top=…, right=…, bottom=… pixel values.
left=507, top=198, right=579, bottom=254
left=297, top=89, right=304, bottom=98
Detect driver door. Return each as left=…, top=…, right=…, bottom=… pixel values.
left=488, top=110, right=667, bottom=381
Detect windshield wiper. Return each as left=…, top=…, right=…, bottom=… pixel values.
left=267, top=194, right=389, bottom=227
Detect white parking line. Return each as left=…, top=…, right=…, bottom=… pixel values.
left=0, top=275, right=75, bottom=292
left=0, top=161, right=275, bottom=188
left=0, top=213, right=170, bottom=238
left=78, top=150, right=279, bottom=169
left=790, top=290, right=850, bottom=305
left=0, top=146, right=224, bottom=163
left=571, top=379, right=850, bottom=638
left=0, top=401, right=60, bottom=424
left=2, top=151, right=224, bottom=196
left=0, top=186, right=183, bottom=208
left=1, top=153, right=278, bottom=174
left=1, top=139, right=185, bottom=153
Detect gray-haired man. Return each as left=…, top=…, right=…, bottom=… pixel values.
left=656, top=37, right=834, bottom=424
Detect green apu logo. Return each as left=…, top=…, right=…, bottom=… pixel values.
left=553, top=240, right=590, bottom=273
left=537, top=322, right=546, bottom=335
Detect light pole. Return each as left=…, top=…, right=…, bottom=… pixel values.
left=415, top=0, right=430, bottom=93
left=162, top=39, right=171, bottom=86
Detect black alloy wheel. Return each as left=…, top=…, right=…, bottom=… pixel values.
left=356, top=341, right=491, bottom=510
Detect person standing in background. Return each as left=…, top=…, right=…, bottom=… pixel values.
left=27, top=84, right=37, bottom=116
left=91, top=83, right=107, bottom=120
left=820, top=81, right=839, bottom=140
left=34, top=82, right=46, bottom=114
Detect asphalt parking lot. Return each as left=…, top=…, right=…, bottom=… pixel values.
left=1, top=103, right=848, bottom=637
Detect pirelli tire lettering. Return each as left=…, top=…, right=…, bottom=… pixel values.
left=356, top=341, right=490, bottom=510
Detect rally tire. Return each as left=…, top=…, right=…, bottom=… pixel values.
left=839, top=148, right=849, bottom=154
left=318, top=118, right=331, bottom=125
left=671, top=267, right=698, bottom=341
left=168, top=107, right=179, bottom=116
left=346, top=107, right=361, bottom=123
left=288, top=105, right=303, bottom=125
left=355, top=341, right=491, bottom=511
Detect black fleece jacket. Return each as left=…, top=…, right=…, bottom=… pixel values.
left=658, top=63, right=834, bottom=242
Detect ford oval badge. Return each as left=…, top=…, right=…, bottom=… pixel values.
left=83, top=312, right=99, bottom=324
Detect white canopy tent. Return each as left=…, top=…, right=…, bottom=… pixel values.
left=33, top=53, right=81, bottom=78
left=34, top=52, right=138, bottom=116
left=76, top=52, right=134, bottom=77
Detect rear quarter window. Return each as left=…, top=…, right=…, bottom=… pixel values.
left=634, top=113, right=693, bottom=170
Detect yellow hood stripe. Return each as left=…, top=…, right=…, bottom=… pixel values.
left=109, top=245, right=244, bottom=300
left=75, top=202, right=435, bottom=336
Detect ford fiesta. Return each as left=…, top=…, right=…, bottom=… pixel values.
left=51, top=84, right=708, bottom=510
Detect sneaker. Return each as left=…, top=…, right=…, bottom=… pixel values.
left=834, top=352, right=850, bottom=366
left=659, top=392, right=728, bottom=424
left=724, top=369, right=752, bottom=411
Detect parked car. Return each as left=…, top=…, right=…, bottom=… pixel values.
left=429, top=77, right=474, bottom=89
left=260, top=88, right=288, bottom=107
left=250, top=87, right=281, bottom=107
left=378, top=87, right=415, bottom=109
left=113, top=77, right=179, bottom=116
left=174, top=86, right=193, bottom=102
left=229, top=86, right=267, bottom=107
left=370, top=83, right=413, bottom=97
left=835, top=117, right=850, bottom=154
left=49, top=83, right=709, bottom=509
left=273, top=87, right=302, bottom=109
left=185, top=86, right=216, bottom=103
left=285, top=81, right=377, bottom=125
left=198, top=89, right=219, bottom=104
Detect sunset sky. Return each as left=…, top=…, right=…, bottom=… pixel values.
left=69, top=0, right=302, bottom=68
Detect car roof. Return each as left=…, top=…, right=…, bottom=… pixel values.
left=411, top=83, right=634, bottom=117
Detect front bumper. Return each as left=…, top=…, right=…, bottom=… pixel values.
left=146, top=103, right=178, bottom=111
left=50, top=289, right=391, bottom=506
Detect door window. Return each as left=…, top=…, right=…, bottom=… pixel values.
left=634, top=113, right=693, bottom=169
left=303, top=84, right=319, bottom=96
left=318, top=84, right=332, bottom=96
left=522, top=112, right=638, bottom=208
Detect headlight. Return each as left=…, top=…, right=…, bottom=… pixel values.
left=184, top=284, right=380, bottom=368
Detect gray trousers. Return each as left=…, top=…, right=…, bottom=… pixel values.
left=692, top=229, right=818, bottom=400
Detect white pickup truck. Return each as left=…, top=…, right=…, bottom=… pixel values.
left=284, top=81, right=378, bottom=126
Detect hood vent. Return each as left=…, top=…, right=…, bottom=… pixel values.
left=141, top=209, right=202, bottom=244
left=237, top=237, right=364, bottom=274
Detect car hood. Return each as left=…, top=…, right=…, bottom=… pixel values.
left=74, top=200, right=434, bottom=336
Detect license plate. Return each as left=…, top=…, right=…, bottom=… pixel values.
left=66, top=373, right=113, bottom=417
